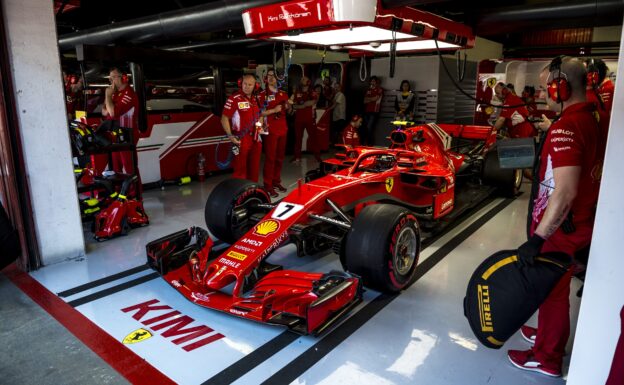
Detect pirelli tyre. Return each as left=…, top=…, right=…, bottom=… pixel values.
left=344, top=204, right=420, bottom=293
left=205, top=178, right=270, bottom=244
left=482, top=149, right=522, bottom=198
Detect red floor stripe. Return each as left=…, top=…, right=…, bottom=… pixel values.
left=3, top=263, right=176, bottom=385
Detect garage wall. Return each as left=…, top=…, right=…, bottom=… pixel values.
left=1, top=0, right=84, bottom=265
left=567, top=25, right=624, bottom=385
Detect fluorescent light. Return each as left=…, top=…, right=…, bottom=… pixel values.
left=269, top=26, right=416, bottom=46
left=346, top=40, right=459, bottom=52
left=198, top=76, right=214, bottom=80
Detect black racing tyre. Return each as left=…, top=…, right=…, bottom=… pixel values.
left=482, top=149, right=523, bottom=198
left=205, top=178, right=270, bottom=244
left=344, top=204, right=420, bottom=293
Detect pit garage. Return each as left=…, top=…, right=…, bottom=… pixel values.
left=0, top=1, right=622, bottom=384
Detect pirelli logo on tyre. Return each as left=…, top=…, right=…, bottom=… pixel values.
left=478, top=284, right=493, bottom=332
left=226, top=251, right=247, bottom=261
left=254, top=219, right=280, bottom=236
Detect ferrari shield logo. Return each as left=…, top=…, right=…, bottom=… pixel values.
left=385, top=177, right=394, bottom=193
left=123, top=328, right=153, bottom=344
left=487, top=77, right=497, bottom=88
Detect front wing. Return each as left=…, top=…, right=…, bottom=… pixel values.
left=146, top=227, right=363, bottom=335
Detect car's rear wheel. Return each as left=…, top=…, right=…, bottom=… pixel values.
left=344, top=204, right=420, bottom=293
left=482, top=149, right=522, bottom=197
left=205, top=178, right=270, bottom=244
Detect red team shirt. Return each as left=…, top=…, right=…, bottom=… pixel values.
left=108, top=87, right=139, bottom=132
left=531, top=102, right=606, bottom=255
left=364, top=86, right=384, bottom=113
left=599, top=79, right=615, bottom=113
left=499, top=93, right=535, bottom=138
left=342, top=123, right=360, bottom=147
left=222, top=92, right=261, bottom=138
left=258, top=89, right=289, bottom=135
left=293, top=89, right=316, bottom=118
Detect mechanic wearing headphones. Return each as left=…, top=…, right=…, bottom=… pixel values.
left=493, top=82, right=535, bottom=138
left=103, top=67, right=140, bottom=176
left=508, top=57, right=607, bottom=378
left=586, top=58, right=615, bottom=114
left=289, top=76, right=320, bottom=164
left=258, top=69, right=290, bottom=197
left=222, top=73, right=263, bottom=182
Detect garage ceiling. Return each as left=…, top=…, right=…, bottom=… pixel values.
left=54, top=0, right=623, bottom=54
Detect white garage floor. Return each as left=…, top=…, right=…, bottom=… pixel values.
left=6, top=154, right=581, bottom=385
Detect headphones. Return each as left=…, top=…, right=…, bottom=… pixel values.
left=238, top=75, right=261, bottom=93
left=547, top=56, right=571, bottom=103
left=586, top=58, right=600, bottom=89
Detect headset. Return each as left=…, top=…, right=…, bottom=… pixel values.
left=586, top=58, right=600, bottom=89
left=547, top=56, right=571, bottom=103
left=237, top=75, right=261, bottom=93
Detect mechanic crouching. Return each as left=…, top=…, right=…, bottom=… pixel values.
left=493, top=82, right=535, bottom=139
left=221, top=74, right=263, bottom=182
left=507, top=56, right=607, bottom=378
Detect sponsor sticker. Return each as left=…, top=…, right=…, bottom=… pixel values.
left=218, top=257, right=240, bottom=269
left=123, top=328, right=153, bottom=344
left=441, top=198, right=454, bottom=211
left=226, top=251, right=247, bottom=261
left=238, top=102, right=250, bottom=109
left=241, top=238, right=263, bottom=246
left=234, top=244, right=255, bottom=253
left=254, top=219, right=280, bottom=236
left=229, top=308, right=249, bottom=316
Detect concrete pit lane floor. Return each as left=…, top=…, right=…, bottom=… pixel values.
left=1, top=154, right=579, bottom=385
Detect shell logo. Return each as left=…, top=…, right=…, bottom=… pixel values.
left=254, top=220, right=280, bottom=236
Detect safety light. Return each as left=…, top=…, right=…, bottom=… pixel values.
left=243, top=0, right=474, bottom=53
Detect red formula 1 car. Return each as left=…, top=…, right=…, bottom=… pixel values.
left=146, top=123, right=522, bottom=335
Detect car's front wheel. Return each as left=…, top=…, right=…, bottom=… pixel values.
left=205, top=179, right=270, bottom=244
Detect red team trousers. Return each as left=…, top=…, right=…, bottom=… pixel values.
left=232, top=135, right=262, bottom=182
left=263, top=130, right=287, bottom=189
left=533, top=267, right=574, bottom=371
left=294, top=109, right=320, bottom=161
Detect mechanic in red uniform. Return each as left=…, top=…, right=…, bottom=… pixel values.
left=342, top=115, right=362, bottom=147
left=221, top=74, right=263, bottom=182
left=259, top=69, right=290, bottom=197
left=508, top=57, right=607, bottom=378
left=102, top=68, right=140, bottom=175
left=290, top=76, right=320, bottom=163
left=493, top=82, right=535, bottom=138
left=362, top=76, right=383, bottom=145
left=586, top=58, right=615, bottom=114
left=64, top=73, right=83, bottom=121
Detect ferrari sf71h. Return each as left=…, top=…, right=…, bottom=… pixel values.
left=146, top=123, right=521, bottom=335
